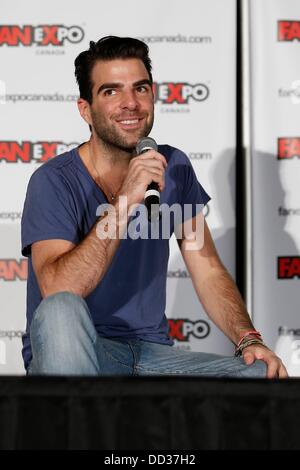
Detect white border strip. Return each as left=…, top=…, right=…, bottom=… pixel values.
left=242, top=0, right=253, bottom=316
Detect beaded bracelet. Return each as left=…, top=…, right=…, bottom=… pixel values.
left=237, top=330, right=262, bottom=348
left=235, top=338, right=266, bottom=357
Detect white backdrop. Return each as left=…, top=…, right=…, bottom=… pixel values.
left=250, top=0, right=300, bottom=375
left=0, top=0, right=237, bottom=374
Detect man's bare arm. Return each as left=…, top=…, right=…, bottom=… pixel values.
left=32, top=198, right=128, bottom=298
left=178, top=215, right=287, bottom=378
left=178, top=217, right=253, bottom=344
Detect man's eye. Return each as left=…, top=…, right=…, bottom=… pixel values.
left=104, top=89, right=116, bottom=96
left=137, top=86, right=148, bottom=93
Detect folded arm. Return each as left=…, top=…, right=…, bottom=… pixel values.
left=32, top=198, right=128, bottom=299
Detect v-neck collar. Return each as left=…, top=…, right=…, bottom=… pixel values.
left=73, top=145, right=110, bottom=203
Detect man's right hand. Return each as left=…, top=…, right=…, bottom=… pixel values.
left=118, top=150, right=167, bottom=208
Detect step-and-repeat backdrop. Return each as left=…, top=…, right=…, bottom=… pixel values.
left=0, top=0, right=237, bottom=374
left=250, top=0, right=300, bottom=375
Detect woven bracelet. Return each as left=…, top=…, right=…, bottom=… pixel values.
left=237, top=330, right=262, bottom=348
left=235, top=338, right=266, bottom=357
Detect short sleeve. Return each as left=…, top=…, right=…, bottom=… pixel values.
left=177, top=151, right=211, bottom=219
left=21, top=167, right=80, bottom=257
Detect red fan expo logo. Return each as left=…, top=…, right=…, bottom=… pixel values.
left=168, top=319, right=210, bottom=341
left=153, top=82, right=209, bottom=104
left=0, top=259, right=28, bottom=281
left=278, top=21, right=300, bottom=41
left=0, top=25, right=84, bottom=46
left=278, top=138, right=300, bottom=160
left=278, top=257, right=300, bottom=279
left=0, top=141, right=78, bottom=163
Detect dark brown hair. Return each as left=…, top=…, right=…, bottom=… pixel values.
left=74, top=36, right=153, bottom=104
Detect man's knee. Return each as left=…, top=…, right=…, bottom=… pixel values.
left=29, top=292, right=98, bottom=374
left=241, top=358, right=267, bottom=378
left=252, top=359, right=267, bottom=377
left=30, top=291, right=90, bottom=338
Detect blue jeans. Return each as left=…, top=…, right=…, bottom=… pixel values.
left=28, top=292, right=267, bottom=377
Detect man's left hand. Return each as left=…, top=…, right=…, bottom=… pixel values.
left=242, top=344, right=288, bottom=378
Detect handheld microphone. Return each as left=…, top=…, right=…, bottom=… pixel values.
left=136, top=137, right=160, bottom=222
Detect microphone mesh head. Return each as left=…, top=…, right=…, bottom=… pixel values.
left=136, top=137, right=157, bottom=154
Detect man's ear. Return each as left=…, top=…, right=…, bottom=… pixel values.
left=77, top=98, right=92, bottom=127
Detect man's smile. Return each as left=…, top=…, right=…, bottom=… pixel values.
left=116, top=116, right=145, bottom=130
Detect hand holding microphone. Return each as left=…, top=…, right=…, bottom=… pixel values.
left=136, top=137, right=161, bottom=221
left=118, top=137, right=167, bottom=220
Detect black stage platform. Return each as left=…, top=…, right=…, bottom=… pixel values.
left=0, top=376, right=299, bottom=450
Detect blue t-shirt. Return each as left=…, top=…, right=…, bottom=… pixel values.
left=21, top=144, right=210, bottom=370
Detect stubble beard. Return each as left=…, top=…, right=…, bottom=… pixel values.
left=91, top=108, right=154, bottom=153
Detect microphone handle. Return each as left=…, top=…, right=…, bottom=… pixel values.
left=138, top=142, right=160, bottom=222
left=145, top=182, right=160, bottom=222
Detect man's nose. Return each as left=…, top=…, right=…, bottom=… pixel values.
left=120, top=89, right=138, bottom=110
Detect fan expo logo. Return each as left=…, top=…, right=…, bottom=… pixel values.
left=278, top=257, right=300, bottom=279
left=168, top=319, right=210, bottom=342
left=278, top=21, right=300, bottom=41
left=278, top=138, right=300, bottom=159
left=153, top=82, right=209, bottom=105
left=0, top=259, right=27, bottom=281
left=0, top=141, right=78, bottom=163
left=0, top=25, right=84, bottom=46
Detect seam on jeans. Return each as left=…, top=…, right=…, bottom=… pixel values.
left=134, top=364, right=242, bottom=375
left=90, top=329, right=99, bottom=347
left=101, top=342, right=133, bottom=371
left=128, top=342, right=138, bottom=375
left=135, top=364, right=192, bottom=374
left=233, top=358, right=251, bottom=377
left=29, top=331, right=44, bottom=374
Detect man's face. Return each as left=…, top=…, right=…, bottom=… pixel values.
left=89, top=58, right=154, bottom=151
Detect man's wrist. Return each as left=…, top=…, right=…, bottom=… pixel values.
left=237, top=329, right=262, bottom=347
left=235, top=337, right=267, bottom=357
